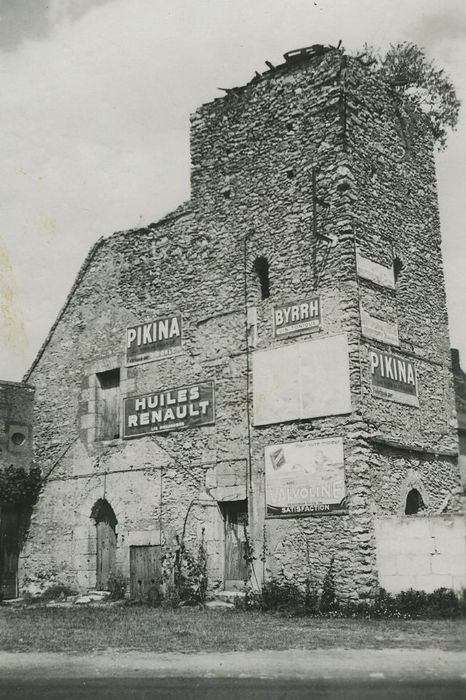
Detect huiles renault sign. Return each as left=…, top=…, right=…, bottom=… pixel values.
left=123, top=381, right=215, bottom=438
left=126, top=313, right=182, bottom=366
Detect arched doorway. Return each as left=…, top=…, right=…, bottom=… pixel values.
left=91, top=499, right=117, bottom=590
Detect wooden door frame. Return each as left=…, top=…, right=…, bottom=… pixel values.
left=91, top=499, right=118, bottom=590
left=221, top=500, right=248, bottom=589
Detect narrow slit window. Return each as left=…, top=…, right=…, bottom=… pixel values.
left=405, top=488, right=425, bottom=515
left=96, top=368, right=121, bottom=440
left=393, top=257, right=403, bottom=284
left=253, top=257, right=270, bottom=300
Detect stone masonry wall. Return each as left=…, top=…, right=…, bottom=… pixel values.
left=190, top=49, right=381, bottom=599
left=348, top=60, right=457, bottom=451
left=20, top=207, right=245, bottom=592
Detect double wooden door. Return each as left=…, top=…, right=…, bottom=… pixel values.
left=129, top=545, right=162, bottom=601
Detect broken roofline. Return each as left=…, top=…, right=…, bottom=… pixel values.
left=214, top=43, right=367, bottom=98
left=22, top=43, right=384, bottom=385
left=23, top=203, right=191, bottom=384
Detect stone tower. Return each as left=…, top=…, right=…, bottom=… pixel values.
left=190, top=44, right=462, bottom=597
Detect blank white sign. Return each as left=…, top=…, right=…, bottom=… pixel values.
left=253, top=334, right=351, bottom=426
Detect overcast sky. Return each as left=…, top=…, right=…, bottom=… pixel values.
left=1, top=0, right=465, bottom=380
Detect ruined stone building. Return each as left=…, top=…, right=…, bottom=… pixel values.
left=16, top=45, right=465, bottom=599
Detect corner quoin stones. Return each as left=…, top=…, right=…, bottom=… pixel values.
left=18, top=45, right=464, bottom=599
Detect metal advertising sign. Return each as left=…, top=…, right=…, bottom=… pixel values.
left=265, top=438, right=347, bottom=518
left=253, top=334, right=352, bottom=426
left=369, top=348, right=419, bottom=406
left=360, top=305, right=400, bottom=346
left=273, top=297, right=321, bottom=338
left=356, top=252, right=395, bottom=289
left=126, top=313, right=182, bottom=366
left=123, top=381, right=215, bottom=438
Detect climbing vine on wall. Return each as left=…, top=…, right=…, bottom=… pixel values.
left=0, top=466, right=42, bottom=506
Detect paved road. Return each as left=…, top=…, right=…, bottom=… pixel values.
left=0, top=677, right=465, bottom=700
left=1, top=648, right=465, bottom=699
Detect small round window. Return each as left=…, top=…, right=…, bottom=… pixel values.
left=11, top=432, right=26, bottom=446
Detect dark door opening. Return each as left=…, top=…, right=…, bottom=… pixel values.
left=221, top=500, right=248, bottom=590
left=0, top=506, right=21, bottom=600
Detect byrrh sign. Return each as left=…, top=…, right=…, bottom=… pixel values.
left=273, top=297, right=321, bottom=338
left=123, top=381, right=215, bottom=438
left=370, top=348, right=419, bottom=407
left=126, top=313, right=182, bottom=366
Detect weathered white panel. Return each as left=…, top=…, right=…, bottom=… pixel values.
left=253, top=334, right=351, bottom=426
left=375, top=515, right=466, bottom=593
left=360, top=305, right=400, bottom=346
left=253, top=343, right=301, bottom=424
left=299, top=335, right=351, bottom=417
left=356, top=251, right=395, bottom=289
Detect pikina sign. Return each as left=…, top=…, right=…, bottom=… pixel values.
left=123, top=381, right=215, bottom=438
left=126, top=313, right=182, bottom=365
left=369, top=348, right=419, bottom=406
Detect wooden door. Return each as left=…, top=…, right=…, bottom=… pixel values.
left=224, top=501, right=248, bottom=590
left=130, top=545, right=162, bottom=601
left=0, top=506, right=20, bottom=600
left=96, top=519, right=116, bottom=590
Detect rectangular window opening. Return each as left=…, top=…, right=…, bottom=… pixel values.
left=96, top=368, right=121, bottom=440
left=97, top=368, right=120, bottom=390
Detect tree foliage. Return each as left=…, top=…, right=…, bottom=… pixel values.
left=0, top=466, right=41, bottom=506
left=366, top=42, right=460, bottom=150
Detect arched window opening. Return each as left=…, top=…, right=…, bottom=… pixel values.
left=91, top=498, right=118, bottom=529
left=253, top=257, right=270, bottom=300
left=393, top=256, right=403, bottom=284
left=405, top=488, right=425, bottom=515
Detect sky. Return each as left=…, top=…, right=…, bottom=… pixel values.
left=0, top=0, right=465, bottom=380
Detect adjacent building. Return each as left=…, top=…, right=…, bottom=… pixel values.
left=18, top=45, right=465, bottom=600
left=0, top=380, right=35, bottom=598
left=452, top=349, right=466, bottom=492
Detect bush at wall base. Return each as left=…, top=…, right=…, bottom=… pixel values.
left=245, top=580, right=466, bottom=619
